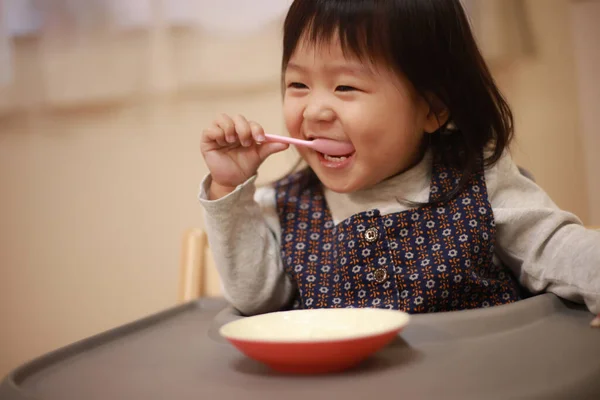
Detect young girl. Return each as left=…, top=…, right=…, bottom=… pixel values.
left=198, top=0, right=600, bottom=324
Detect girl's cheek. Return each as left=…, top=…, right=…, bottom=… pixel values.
left=283, top=102, right=304, bottom=133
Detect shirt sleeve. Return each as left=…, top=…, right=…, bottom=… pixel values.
left=198, top=174, right=295, bottom=315
left=487, top=152, right=600, bottom=314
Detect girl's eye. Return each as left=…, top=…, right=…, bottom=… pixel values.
left=288, top=82, right=308, bottom=89
left=336, top=85, right=358, bottom=92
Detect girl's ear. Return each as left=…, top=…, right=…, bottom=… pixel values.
left=423, top=94, right=450, bottom=133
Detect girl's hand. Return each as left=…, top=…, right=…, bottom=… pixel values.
left=200, top=114, right=288, bottom=199
left=592, top=314, right=600, bottom=328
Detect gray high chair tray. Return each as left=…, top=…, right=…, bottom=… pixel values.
left=1, top=294, right=599, bottom=400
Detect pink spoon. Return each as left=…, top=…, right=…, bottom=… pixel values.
left=264, top=134, right=355, bottom=156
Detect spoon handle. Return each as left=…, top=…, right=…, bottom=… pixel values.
left=264, top=134, right=313, bottom=149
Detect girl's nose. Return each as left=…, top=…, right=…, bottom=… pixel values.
left=303, top=101, right=335, bottom=122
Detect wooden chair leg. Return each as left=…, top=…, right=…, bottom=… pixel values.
left=178, top=228, right=207, bottom=303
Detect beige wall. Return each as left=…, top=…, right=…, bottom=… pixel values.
left=0, top=0, right=593, bottom=378
left=493, top=0, right=589, bottom=223
left=570, top=0, right=600, bottom=226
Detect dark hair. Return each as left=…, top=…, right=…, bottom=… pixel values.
left=282, top=0, right=514, bottom=201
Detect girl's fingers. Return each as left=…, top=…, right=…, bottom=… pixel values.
left=258, top=142, right=289, bottom=160
left=202, top=127, right=228, bottom=147
left=233, top=114, right=253, bottom=147
left=216, top=114, right=237, bottom=144
left=249, top=121, right=266, bottom=143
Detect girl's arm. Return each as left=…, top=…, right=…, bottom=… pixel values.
left=487, top=152, right=600, bottom=315
left=198, top=174, right=295, bottom=315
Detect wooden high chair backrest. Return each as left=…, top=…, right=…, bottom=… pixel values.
left=178, top=228, right=223, bottom=303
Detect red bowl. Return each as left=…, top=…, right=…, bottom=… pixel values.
left=219, top=308, right=410, bottom=374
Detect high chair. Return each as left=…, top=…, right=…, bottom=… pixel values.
left=178, top=228, right=223, bottom=303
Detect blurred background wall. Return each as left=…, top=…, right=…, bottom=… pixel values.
left=1, top=0, right=598, bottom=377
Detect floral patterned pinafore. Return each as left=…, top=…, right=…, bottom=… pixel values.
left=274, top=159, right=522, bottom=313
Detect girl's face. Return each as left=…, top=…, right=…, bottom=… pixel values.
left=283, top=35, right=442, bottom=193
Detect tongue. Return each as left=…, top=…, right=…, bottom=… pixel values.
left=311, top=138, right=355, bottom=156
